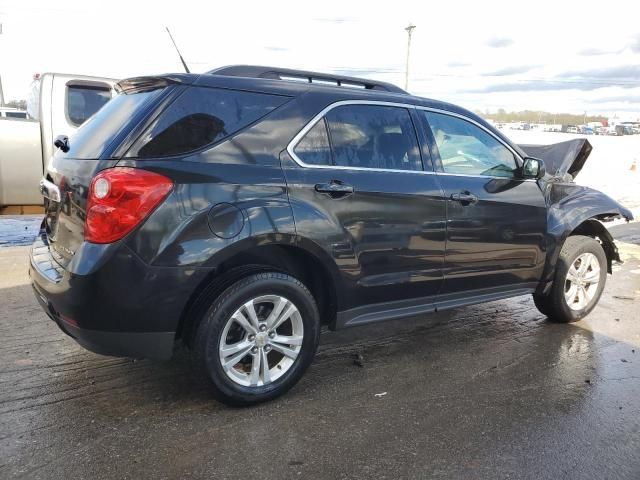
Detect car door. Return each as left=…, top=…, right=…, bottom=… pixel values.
left=282, top=102, right=446, bottom=323
left=417, top=109, right=547, bottom=305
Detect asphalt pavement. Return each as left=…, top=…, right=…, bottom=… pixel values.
left=0, top=227, right=639, bottom=479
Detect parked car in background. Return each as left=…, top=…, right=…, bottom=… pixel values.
left=0, top=73, right=116, bottom=209
left=566, top=126, right=578, bottom=134
left=615, top=125, right=634, bottom=136
left=30, top=66, right=633, bottom=405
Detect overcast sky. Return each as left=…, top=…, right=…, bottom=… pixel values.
left=1, top=0, right=639, bottom=117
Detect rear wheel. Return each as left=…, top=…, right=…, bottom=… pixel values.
left=533, top=235, right=607, bottom=323
left=192, top=272, right=319, bottom=406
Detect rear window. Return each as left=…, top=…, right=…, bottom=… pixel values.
left=60, top=88, right=163, bottom=159
left=125, top=87, right=288, bottom=158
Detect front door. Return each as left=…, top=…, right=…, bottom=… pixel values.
left=417, top=110, right=547, bottom=301
left=282, top=102, right=446, bottom=318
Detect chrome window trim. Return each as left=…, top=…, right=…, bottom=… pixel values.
left=286, top=99, right=525, bottom=177
left=435, top=172, right=538, bottom=182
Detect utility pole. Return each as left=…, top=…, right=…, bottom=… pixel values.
left=404, top=24, right=416, bottom=91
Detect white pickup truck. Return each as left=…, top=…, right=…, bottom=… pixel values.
left=0, top=73, right=116, bottom=211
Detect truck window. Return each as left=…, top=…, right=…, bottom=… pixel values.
left=66, top=84, right=112, bottom=126
left=5, top=111, right=28, bottom=119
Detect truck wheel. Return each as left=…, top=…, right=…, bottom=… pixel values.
left=533, top=235, right=607, bottom=323
left=192, top=272, right=320, bottom=406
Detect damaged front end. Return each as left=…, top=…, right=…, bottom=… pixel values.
left=518, top=139, right=634, bottom=294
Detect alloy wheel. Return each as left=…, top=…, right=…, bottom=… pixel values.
left=564, top=252, right=601, bottom=311
left=218, top=295, right=304, bottom=387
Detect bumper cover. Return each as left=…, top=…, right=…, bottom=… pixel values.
left=29, top=233, right=186, bottom=360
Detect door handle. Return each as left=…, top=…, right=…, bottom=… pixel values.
left=450, top=192, right=478, bottom=205
left=315, top=181, right=354, bottom=198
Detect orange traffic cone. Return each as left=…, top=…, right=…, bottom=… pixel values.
left=631, top=160, right=637, bottom=172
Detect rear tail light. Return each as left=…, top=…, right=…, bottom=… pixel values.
left=85, top=168, right=173, bottom=244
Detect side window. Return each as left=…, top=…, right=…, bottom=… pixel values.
left=293, top=119, right=332, bottom=165
left=127, top=87, right=288, bottom=158
left=6, top=111, right=28, bottom=119
left=324, top=105, right=422, bottom=171
left=66, top=84, right=112, bottom=126
left=422, top=111, right=518, bottom=177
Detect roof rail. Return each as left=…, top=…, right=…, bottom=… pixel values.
left=208, top=65, right=407, bottom=94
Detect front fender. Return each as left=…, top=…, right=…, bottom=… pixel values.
left=537, top=182, right=633, bottom=292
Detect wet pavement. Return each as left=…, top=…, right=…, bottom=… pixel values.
left=0, top=234, right=639, bottom=479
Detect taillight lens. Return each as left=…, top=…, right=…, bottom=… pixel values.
left=85, top=168, right=173, bottom=244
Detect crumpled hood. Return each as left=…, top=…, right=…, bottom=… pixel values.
left=518, top=139, right=592, bottom=180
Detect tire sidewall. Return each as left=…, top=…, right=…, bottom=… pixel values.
left=552, top=237, right=607, bottom=322
left=197, top=273, right=319, bottom=405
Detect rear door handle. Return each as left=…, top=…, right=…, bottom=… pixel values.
left=450, top=192, right=478, bottom=204
left=315, top=181, right=354, bottom=198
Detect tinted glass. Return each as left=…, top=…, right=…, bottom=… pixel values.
left=423, top=111, right=517, bottom=177
left=127, top=87, right=288, bottom=158
left=293, top=119, right=332, bottom=166
left=60, top=88, right=162, bottom=159
left=325, top=105, right=422, bottom=171
left=67, top=85, right=112, bottom=126
left=6, top=111, right=27, bottom=119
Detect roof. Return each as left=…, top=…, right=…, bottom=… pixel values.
left=116, top=65, right=524, bottom=157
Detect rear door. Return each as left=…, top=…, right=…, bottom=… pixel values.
left=417, top=110, right=547, bottom=303
left=42, top=86, right=166, bottom=268
left=283, top=101, right=446, bottom=317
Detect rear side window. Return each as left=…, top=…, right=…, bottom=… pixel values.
left=293, top=119, right=332, bottom=166
left=324, top=105, right=422, bottom=171
left=66, top=84, right=112, bottom=126
left=127, top=87, right=288, bottom=158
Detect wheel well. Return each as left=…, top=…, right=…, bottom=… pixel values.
left=568, top=218, right=620, bottom=273
left=176, top=244, right=337, bottom=347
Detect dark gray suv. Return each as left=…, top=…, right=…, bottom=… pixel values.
left=31, top=66, right=633, bottom=405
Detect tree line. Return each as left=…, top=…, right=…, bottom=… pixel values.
left=475, top=109, right=608, bottom=125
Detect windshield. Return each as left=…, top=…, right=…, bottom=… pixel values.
left=57, top=87, right=164, bottom=159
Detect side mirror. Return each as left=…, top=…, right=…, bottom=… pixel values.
left=54, top=135, right=70, bottom=153
left=522, top=157, right=545, bottom=179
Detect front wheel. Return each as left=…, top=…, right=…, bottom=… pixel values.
left=533, top=235, right=607, bottom=323
left=192, top=272, right=320, bottom=406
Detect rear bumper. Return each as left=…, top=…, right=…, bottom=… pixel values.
left=31, top=282, right=174, bottom=359
left=28, top=232, right=207, bottom=360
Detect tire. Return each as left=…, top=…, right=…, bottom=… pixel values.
left=192, top=271, right=320, bottom=406
left=533, top=235, right=607, bottom=323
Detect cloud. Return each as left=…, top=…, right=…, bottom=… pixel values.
left=589, top=95, right=640, bottom=104
left=468, top=78, right=638, bottom=94
left=578, top=47, right=621, bottom=56
left=331, top=67, right=400, bottom=77
left=630, top=34, right=640, bottom=53
left=314, top=16, right=355, bottom=24
left=447, top=61, right=470, bottom=68
left=486, top=37, right=513, bottom=48
left=469, top=80, right=597, bottom=93
left=484, top=65, right=539, bottom=76
left=560, top=65, right=640, bottom=81
left=264, top=46, right=289, bottom=52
